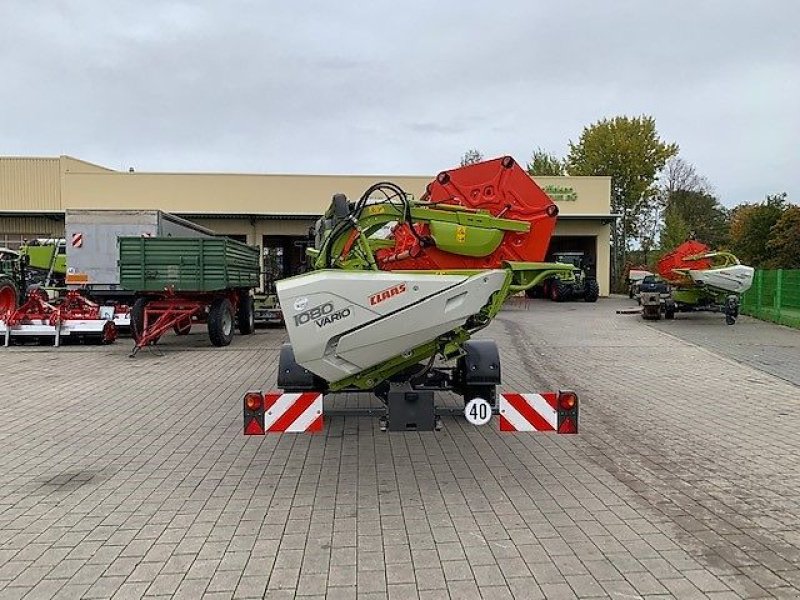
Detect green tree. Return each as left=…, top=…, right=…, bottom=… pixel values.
left=660, top=206, right=690, bottom=252
left=766, top=204, right=800, bottom=268
left=526, top=147, right=565, bottom=176
left=567, top=115, right=678, bottom=281
left=656, top=157, right=728, bottom=248
left=637, top=193, right=662, bottom=265
left=460, top=148, right=483, bottom=166
left=729, top=193, right=788, bottom=268
left=666, top=189, right=730, bottom=248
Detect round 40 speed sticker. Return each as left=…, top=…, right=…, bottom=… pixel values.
left=464, top=397, right=492, bottom=426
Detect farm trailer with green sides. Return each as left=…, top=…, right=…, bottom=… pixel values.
left=119, top=236, right=260, bottom=354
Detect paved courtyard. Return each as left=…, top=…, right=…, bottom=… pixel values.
left=0, top=296, right=798, bottom=599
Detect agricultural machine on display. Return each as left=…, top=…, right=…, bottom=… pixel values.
left=640, top=240, right=754, bottom=324
left=525, top=251, right=600, bottom=302
left=119, top=236, right=260, bottom=355
left=243, top=156, right=581, bottom=434
left=0, top=250, right=117, bottom=346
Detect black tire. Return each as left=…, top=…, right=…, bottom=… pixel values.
left=550, top=280, right=568, bottom=302
left=0, top=277, right=19, bottom=315
left=549, top=280, right=559, bottom=302
left=208, top=297, right=235, bottom=347
left=584, top=278, right=600, bottom=303
left=237, top=293, right=255, bottom=335
left=726, top=314, right=736, bottom=325
left=130, top=297, right=148, bottom=342
left=665, top=301, right=676, bottom=320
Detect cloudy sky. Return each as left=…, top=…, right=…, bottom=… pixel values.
left=1, top=1, right=797, bottom=206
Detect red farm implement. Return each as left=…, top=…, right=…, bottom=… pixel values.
left=0, top=289, right=117, bottom=347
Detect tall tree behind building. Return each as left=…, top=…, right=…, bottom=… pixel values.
left=659, top=206, right=690, bottom=252
left=526, top=148, right=566, bottom=176
left=658, top=157, right=729, bottom=249
left=567, top=115, right=678, bottom=285
left=666, top=190, right=730, bottom=248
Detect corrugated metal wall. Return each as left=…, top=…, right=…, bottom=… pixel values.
left=0, top=216, right=64, bottom=235
left=0, top=216, right=65, bottom=250
left=0, top=158, right=61, bottom=211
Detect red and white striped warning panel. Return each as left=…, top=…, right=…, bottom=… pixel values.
left=71, top=232, right=83, bottom=248
left=263, top=392, right=323, bottom=433
left=499, top=392, right=558, bottom=432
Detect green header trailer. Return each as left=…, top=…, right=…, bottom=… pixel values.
left=118, top=237, right=260, bottom=355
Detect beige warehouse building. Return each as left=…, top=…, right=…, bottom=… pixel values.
left=0, top=155, right=615, bottom=294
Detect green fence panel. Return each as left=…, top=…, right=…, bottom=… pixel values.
left=740, top=269, right=800, bottom=329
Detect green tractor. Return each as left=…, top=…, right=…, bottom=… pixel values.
left=526, top=251, right=599, bottom=302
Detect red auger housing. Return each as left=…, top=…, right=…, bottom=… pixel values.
left=373, top=156, right=559, bottom=271
left=657, top=240, right=712, bottom=286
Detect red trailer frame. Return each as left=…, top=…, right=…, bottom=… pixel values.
left=129, top=289, right=254, bottom=356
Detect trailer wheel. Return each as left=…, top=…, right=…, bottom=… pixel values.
left=0, top=277, right=18, bottom=315
left=664, top=300, right=676, bottom=320
left=237, top=293, right=255, bottom=335
left=208, top=297, right=235, bottom=347
left=130, top=297, right=148, bottom=342
left=584, top=278, right=600, bottom=303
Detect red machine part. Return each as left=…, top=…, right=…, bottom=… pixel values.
left=133, top=296, right=206, bottom=348
left=131, top=290, right=241, bottom=350
left=5, top=289, right=59, bottom=326
left=657, top=240, right=712, bottom=285
left=374, top=156, right=559, bottom=271
left=57, top=291, right=103, bottom=321
left=3, top=289, right=117, bottom=343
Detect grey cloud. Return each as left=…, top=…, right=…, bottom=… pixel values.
left=0, top=0, right=797, bottom=205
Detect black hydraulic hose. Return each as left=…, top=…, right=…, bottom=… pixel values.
left=322, top=180, right=422, bottom=268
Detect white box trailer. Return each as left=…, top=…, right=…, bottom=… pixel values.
left=65, top=209, right=214, bottom=302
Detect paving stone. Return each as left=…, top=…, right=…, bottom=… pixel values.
left=0, top=300, right=797, bottom=600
